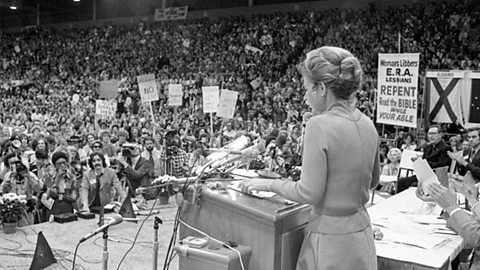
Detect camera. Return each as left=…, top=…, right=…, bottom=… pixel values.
left=121, top=143, right=136, bottom=157
left=121, top=148, right=132, bottom=157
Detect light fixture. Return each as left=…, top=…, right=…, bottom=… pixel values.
left=73, top=0, right=80, bottom=2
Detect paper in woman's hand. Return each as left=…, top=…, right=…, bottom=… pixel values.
left=413, top=159, right=439, bottom=195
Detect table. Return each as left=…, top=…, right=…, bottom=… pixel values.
left=0, top=204, right=179, bottom=270
left=369, top=188, right=465, bottom=270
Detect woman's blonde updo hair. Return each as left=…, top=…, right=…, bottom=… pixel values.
left=300, top=46, right=363, bottom=100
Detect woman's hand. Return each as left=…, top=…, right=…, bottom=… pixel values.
left=239, top=179, right=274, bottom=194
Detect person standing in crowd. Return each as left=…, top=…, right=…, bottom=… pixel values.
left=397, top=125, right=451, bottom=193
left=160, top=130, right=189, bottom=178
left=79, top=152, right=126, bottom=212
left=115, top=143, right=154, bottom=199
left=100, top=130, right=116, bottom=158
left=241, top=46, right=379, bottom=270
left=141, top=137, right=163, bottom=179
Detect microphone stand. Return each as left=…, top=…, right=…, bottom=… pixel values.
left=102, top=228, right=109, bottom=270
left=152, top=216, right=163, bottom=270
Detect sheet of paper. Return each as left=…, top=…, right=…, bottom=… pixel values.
left=413, top=159, right=439, bottom=194
left=400, top=149, right=424, bottom=170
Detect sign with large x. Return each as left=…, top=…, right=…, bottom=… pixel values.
left=429, top=77, right=460, bottom=123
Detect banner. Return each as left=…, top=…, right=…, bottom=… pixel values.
left=137, top=74, right=159, bottom=103
left=99, top=80, right=119, bottom=99
left=202, top=86, right=219, bottom=113
left=376, top=53, right=419, bottom=128
left=154, top=6, right=188, bottom=21
left=168, top=84, right=183, bottom=106
left=426, top=70, right=464, bottom=124
left=95, top=100, right=117, bottom=120
left=461, top=71, right=480, bottom=127
left=217, top=89, right=238, bottom=119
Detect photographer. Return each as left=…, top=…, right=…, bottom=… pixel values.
left=114, top=143, right=154, bottom=200
left=0, top=153, right=42, bottom=224
left=160, top=129, right=189, bottom=178
left=0, top=153, right=42, bottom=199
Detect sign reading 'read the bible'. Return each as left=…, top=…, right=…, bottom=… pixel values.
left=376, top=53, right=419, bottom=128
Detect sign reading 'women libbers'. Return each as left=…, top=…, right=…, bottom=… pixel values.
left=376, top=53, right=420, bottom=128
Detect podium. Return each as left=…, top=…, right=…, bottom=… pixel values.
left=179, top=184, right=311, bottom=270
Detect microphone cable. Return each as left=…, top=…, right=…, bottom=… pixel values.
left=162, top=154, right=200, bottom=270
left=71, top=241, right=81, bottom=270
left=115, top=191, right=160, bottom=270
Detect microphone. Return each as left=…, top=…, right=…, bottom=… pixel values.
left=79, top=214, right=123, bottom=243
left=212, top=140, right=266, bottom=169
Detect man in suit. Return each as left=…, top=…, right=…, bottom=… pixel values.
left=397, top=125, right=452, bottom=193
left=79, top=152, right=126, bottom=212
left=115, top=143, right=155, bottom=200
left=417, top=173, right=480, bottom=269
left=449, top=127, right=480, bottom=180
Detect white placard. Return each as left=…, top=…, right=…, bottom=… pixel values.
left=137, top=74, right=159, bottom=103
left=377, top=53, right=419, bottom=128
left=413, top=159, right=439, bottom=194
left=95, top=100, right=117, bottom=119
left=399, top=149, right=424, bottom=170
left=168, top=84, right=183, bottom=106
left=202, top=86, right=220, bottom=113
left=216, top=89, right=238, bottom=119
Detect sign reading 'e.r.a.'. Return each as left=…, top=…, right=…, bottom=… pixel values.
left=376, top=53, right=420, bottom=128
left=137, top=74, right=159, bottom=103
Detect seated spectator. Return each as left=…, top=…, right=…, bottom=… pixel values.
left=401, top=133, right=417, bottom=151
left=45, top=151, right=79, bottom=216
left=378, top=148, right=401, bottom=195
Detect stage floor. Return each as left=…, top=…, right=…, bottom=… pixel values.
left=0, top=199, right=180, bottom=270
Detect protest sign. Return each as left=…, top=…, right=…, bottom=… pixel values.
left=168, top=84, right=183, bottom=106
left=99, top=80, right=119, bottom=99
left=202, top=86, right=219, bottom=113
left=137, top=74, right=159, bottom=103
left=376, top=53, right=419, bottom=128
left=217, top=89, right=238, bottom=119
left=95, top=100, right=117, bottom=120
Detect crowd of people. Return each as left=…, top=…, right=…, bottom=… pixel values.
left=0, top=1, right=479, bottom=223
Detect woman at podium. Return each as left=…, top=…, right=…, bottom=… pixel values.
left=241, top=46, right=380, bottom=270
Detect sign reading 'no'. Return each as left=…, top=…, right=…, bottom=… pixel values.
left=137, top=74, right=159, bottom=103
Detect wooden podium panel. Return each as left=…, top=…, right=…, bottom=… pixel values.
left=179, top=185, right=311, bottom=270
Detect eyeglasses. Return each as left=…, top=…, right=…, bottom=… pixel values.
left=93, top=145, right=102, bottom=149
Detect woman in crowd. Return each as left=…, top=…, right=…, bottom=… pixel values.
left=241, top=46, right=379, bottom=269
left=378, top=147, right=402, bottom=195
left=401, top=133, right=417, bottom=151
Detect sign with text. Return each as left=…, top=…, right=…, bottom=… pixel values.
left=168, top=84, right=183, bottom=106
left=202, top=86, right=220, bottom=113
left=217, top=89, right=238, bottom=119
left=95, top=100, right=117, bottom=120
left=377, top=53, right=419, bottom=128
left=137, top=74, right=159, bottom=103
left=99, top=80, right=119, bottom=99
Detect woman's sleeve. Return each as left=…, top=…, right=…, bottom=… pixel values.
left=270, top=119, right=327, bottom=205
left=371, top=148, right=380, bottom=189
